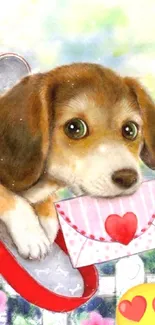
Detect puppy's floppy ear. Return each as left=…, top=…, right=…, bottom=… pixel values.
left=0, top=73, right=48, bottom=191
left=124, top=77, right=155, bottom=169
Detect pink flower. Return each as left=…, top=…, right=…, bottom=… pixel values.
left=0, top=291, right=7, bottom=312
left=82, top=312, right=115, bottom=325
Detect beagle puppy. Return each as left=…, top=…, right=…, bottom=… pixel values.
left=0, top=63, right=155, bottom=259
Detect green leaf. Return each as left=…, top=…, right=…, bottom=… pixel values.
left=13, top=315, right=28, bottom=325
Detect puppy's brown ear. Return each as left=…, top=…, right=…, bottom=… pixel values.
left=0, top=73, right=48, bottom=191
left=125, top=77, right=155, bottom=169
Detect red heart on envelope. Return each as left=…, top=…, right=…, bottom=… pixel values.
left=105, top=212, right=137, bottom=245
left=0, top=230, right=98, bottom=312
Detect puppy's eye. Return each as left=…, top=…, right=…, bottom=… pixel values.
left=64, top=118, right=88, bottom=139
left=122, top=121, right=138, bottom=140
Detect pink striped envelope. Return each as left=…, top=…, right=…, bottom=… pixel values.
left=55, top=180, right=155, bottom=268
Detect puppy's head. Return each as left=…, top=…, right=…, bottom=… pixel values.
left=45, top=63, right=155, bottom=197
left=1, top=63, right=155, bottom=197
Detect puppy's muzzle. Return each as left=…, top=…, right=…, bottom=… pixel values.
left=112, top=169, right=138, bottom=189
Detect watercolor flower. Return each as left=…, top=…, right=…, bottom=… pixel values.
left=81, top=312, right=115, bottom=325
left=0, top=290, right=7, bottom=312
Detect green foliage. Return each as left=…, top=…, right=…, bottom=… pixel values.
left=100, top=7, right=127, bottom=27
left=140, top=250, right=155, bottom=273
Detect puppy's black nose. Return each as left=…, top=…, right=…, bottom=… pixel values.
left=112, top=169, right=138, bottom=189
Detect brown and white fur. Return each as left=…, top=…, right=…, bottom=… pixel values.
left=0, top=63, right=155, bottom=259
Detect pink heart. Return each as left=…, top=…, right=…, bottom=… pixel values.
left=69, top=240, right=75, bottom=245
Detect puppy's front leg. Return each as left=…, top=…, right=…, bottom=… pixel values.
left=0, top=184, right=50, bottom=259
left=33, top=194, right=59, bottom=245
left=23, top=177, right=63, bottom=245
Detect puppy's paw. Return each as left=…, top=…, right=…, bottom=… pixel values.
left=1, top=197, right=51, bottom=259
left=14, top=226, right=51, bottom=260
left=40, top=216, right=59, bottom=245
